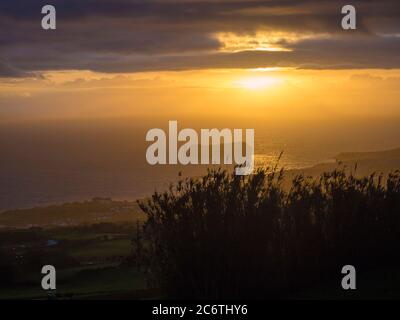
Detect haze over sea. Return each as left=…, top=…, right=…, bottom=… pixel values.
left=1, top=118, right=399, bottom=211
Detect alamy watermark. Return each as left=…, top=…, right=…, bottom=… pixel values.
left=145, top=121, right=254, bottom=175
left=41, top=5, right=56, bottom=30
left=41, top=4, right=356, bottom=31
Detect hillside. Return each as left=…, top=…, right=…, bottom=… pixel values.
left=289, top=147, right=400, bottom=178
left=0, top=198, right=145, bottom=229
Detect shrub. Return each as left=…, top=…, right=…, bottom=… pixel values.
left=137, top=168, right=400, bottom=299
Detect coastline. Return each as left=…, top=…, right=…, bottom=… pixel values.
left=1, top=146, right=399, bottom=228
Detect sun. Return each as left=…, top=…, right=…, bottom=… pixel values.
left=235, top=76, right=282, bottom=90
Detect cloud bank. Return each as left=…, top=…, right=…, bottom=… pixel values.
left=1, top=0, right=400, bottom=77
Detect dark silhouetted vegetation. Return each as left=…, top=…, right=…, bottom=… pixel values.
left=137, top=167, right=400, bottom=299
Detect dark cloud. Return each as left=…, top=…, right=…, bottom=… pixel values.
left=0, top=0, right=400, bottom=76
left=0, top=61, right=35, bottom=78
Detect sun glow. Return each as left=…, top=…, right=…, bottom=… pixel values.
left=214, top=32, right=319, bottom=53
left=235, top=76, right=282, bottom=90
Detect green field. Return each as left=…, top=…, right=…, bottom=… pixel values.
left=69, top=239, right=131, bottom=259
left=0, top=216, right=155, bottom=300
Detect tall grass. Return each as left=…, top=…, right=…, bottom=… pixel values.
left=136, top=167, right=400, bottom=298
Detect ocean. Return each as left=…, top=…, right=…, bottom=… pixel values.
left=1, top=118, right=399, bottom=211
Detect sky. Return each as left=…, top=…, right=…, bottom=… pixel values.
left=0, top=0, right=400, bottom=125
left=1, top=0, right=400, bottom=210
